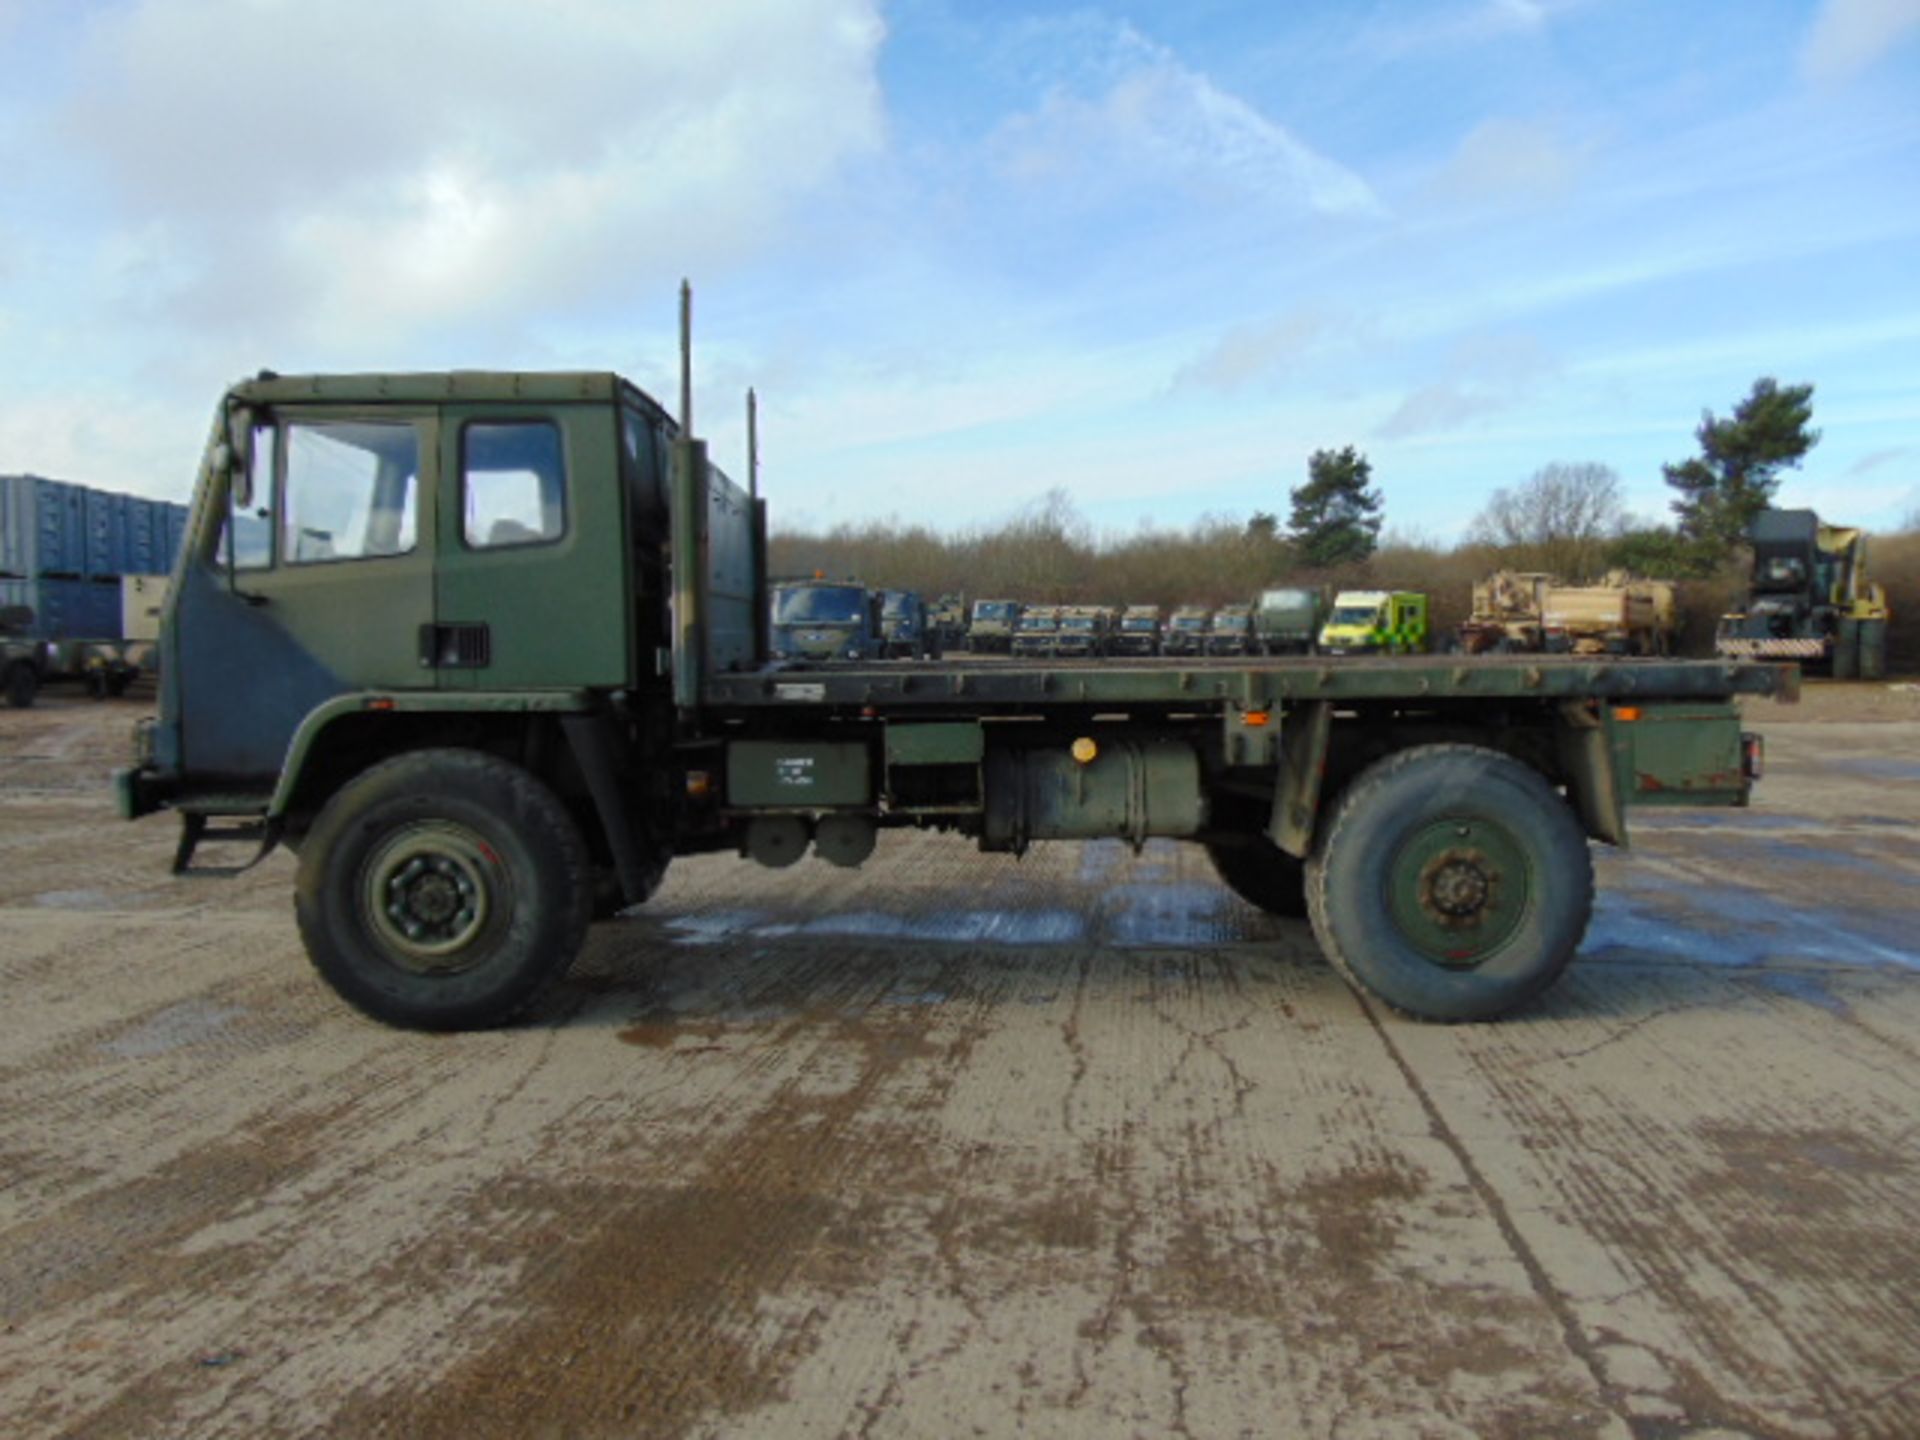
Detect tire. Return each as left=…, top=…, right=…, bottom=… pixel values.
left=5, top=663, right=35, bottom=709
left=295, top=748, right=592, bottom=1030
left=1206, top=837, right=1308, bottom=919
left=1306, top=744, right=1593, bottom=1022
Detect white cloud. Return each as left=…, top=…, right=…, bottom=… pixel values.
left=1430, top=118, right=1591, bottom=205
left=1802, top=0, right=1920, bottom=83
left=1375, top=333, right=1559, bottom=439
left=989, top=20, right=1382, bottom=220
left=1172, top=307, right=1365, bottom=394
left=59, top=0, right=886, bottom=348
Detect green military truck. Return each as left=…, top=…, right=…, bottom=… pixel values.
left=1205, top=604, right=1256, bottom=657
left=1161, top=604, right=1211, bottom=657
left=1111, top=605, right=1162, bottom=657
left=966, top=599, right=1022, bottom=653
left=769, top=578, right=883, bottom=662
left=1255, top=586, right=1323, bottom=656
left=116, top=340, right=1792, bottom=1031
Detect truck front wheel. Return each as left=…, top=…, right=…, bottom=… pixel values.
left=296, top=749, right=592, bottom=1030
left=1306, top=745, right=1592, bottom=1022
left=1205, top=837, right=1308, bottom=918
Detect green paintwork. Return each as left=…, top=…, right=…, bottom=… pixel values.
left=268, top=690, right=591, bottom=817
left=1613, top=702, right=1747, bottom=806
left=727, top=740, right=873, bottom=808
left=1384, top=817, right=1532, bottom=968
left=434, top=400, right=628, bottom=691
left=704, top=656, right=1792, bottom=712
left=886, top=722, right=985, bottom=766
left=982, top=739, right=1205, bottom=849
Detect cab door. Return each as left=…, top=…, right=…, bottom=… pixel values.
left=432, top=403, right=628, bottom=691
left=175, top=407, right=438, bottom=784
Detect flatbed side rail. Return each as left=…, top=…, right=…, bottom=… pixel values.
left=699, top=657, right=1796, bottom=712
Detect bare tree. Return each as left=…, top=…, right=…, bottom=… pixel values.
left=1466, top=462, right=1626, bottom=580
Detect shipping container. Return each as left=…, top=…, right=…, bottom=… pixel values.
left=0, top=576, right=124, bottom=640
left=1, top=474, right=190, bottom=584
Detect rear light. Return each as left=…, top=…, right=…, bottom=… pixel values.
left=1741, top=732, right=1764, bottom=782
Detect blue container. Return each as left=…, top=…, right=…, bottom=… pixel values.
left=2, top=478, right=193, bottom=582
left=0, top=576, right=124, bottom=640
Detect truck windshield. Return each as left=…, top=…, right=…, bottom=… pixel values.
left=775, top=587, right=864, bottom=624
left=1214, top=615, right=1247, bottom=630
left=1122, top=618, right=1155, bottom=631
left=882, top=594, right=912, bottom=618
left=1331, top=605, right=1382, bottom=626
left=974, top=602, right=1016, bottom=621
left=1062, top=618, right=1096, bottom=631
left=1021, top=617, right=1056, bottom=631
left=1172, top=616, right=1205, bottom=630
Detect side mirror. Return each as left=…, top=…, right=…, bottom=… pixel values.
left=225, top=407, right=255, bottom=509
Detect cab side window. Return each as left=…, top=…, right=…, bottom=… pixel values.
left=464, top=421, right=566, bottom=549
left=282, top=421, right=419, bottom=564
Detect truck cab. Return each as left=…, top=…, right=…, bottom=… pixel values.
left=771, top=580, right=882, bottom=662
left=1112, top=605, right=1161, bottom=657
left=1319, top=591, right=1429, bottom=656
left=967, top=598, right=1022, bottom=653
left=1254, top=587, right=1322, bottom=656
left=1161, top=605, right=1210, bottom=657
left=1011, top=605, right=1061, bottom=658
left=879, top=589, right=931, bottom=659
left=1205, top=604, right=1255, bottom=656
left=1053, top=605, right=1110, bottom=658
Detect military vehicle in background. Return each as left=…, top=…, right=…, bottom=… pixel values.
left=1543, top=578, right=1676, bottom=656
left=928, top=593, right=969, bottom=653
left=1162, top=605, right=1211, bottom=657
left=880, top=589, right=936, bottom=659
left=1459, top=572, right=1555, bottom=654
left=1053, top=604, right=1112, bottom=658
left=1715, top=509, right=1890, bottom=678
left=1461, top=571, right=1675, bottom=656
left=1112, top=604, right=1162, bottom=657
left=769, top=578, right=883, bottom=662
left=1320, top=591, right=1430, bottom=656
left=968, top=598, right=1022, bottom=653
left=1253, top=587, right=1324, bottom=655
left=1206, top=604, right=1257, bottom=656
left=1011, top=604, right=1063, bottom=658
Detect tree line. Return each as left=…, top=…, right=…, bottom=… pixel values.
left=771, top=376, right=1920, bottom=665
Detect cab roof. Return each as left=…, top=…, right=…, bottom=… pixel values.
left=229, top=370, right=674, bottom=425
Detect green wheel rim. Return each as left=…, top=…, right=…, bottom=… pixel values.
left=1384, top=816, right=1532, bottom=968
left=361, top=821, right=499, bottom=973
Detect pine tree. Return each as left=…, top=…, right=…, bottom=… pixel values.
left=1288, top=447, right=1383, bottom=567
left=1664, top=379, right=1818, bottom=555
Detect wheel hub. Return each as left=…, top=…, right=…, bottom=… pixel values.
left=1386, top=819, right=1530, bottom=969
left=1419, top=849, right=1497, bottom=926
left=362, top=823, right=495, bottom=971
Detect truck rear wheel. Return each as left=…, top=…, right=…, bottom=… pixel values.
left=295, top=748, right=591, bottom=1030
left=5, top=663, right=35, bottom=709
left=1206, top=837, right=1308, bottom=919
left=1306, top=744, right=1592, bottom=1022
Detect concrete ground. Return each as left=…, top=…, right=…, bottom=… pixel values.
left=0, top=690, right=1916, bottom=1439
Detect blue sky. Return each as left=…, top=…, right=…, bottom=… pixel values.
left=1, top=0, right=1916, bottom=541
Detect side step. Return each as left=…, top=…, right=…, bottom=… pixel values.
left=172, top=801, right=282, bottom=877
